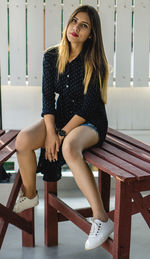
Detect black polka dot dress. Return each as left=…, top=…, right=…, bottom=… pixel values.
left=37, top=47, right=108, bottom=182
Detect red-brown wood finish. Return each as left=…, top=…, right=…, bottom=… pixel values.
left=44, top=128, right=150, bottom=259
left=58, top=207, right=92, bottom=222
left=21, top=208, right=35, bottom=247
left=0, top=128, right=150, bottom=259
left=44, top=182, right=58, bottom=246
left=45, top=183, right=113, bottom=255
left=0, top=130, right=5, bottom=137
left=98, top=170, right=111, bottom=212
left=113, top=181, right=132, bottom=259
left=0, top=172, right=22, bottom=248
left=0, top=131, right=35, bottom=248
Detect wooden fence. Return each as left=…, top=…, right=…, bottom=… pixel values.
left=0, top=0, right=150, bottom=88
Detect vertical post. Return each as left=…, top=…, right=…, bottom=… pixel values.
left=98, top=170, right=111, bottom=212
left=44, top=181, right=58, bottom=246
left=0, top=65, right=2, bottom=129
left=0, top=172, right=22, bottom=249
left=113, top=180, right=132, bottom=259
left=0, top=69, right=7, bottom=182
left=21, top=208, right=35, bottom=247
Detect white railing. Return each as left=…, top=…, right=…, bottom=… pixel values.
left=0, top=0, right=150, bottom=87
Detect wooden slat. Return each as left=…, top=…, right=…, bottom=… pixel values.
left=133, top=0, right=150, bottom=87
left=0, top=173, right=22, bottom=248
left=48, top=193, right=91, bottom=234
left=115, top=0, right=131, bottom=87
left=132, top=179, right=150, bottom=193
left=84, top=152, right=135, bottom=182
left=108, top=128, right=150, bottom=152
left=132, top=192, right=150, bottom=227
left=91, top=148, right=150, bottom=180
left=0, top=130, right=5, bottom=137
left=0, top=204, right=32, bottom=234
left=0, top=130, right=19, bottom=150
left=0, top=0, right=8, bottom=85
left=100, top=142, right=150, bottom=174
left=0, top=139, right=16, bottom=165
left=28, top=0, right=43, bottom=86
left=48, top=193, right=113, bottom=255
left=143, top=195, right=150, bottom=209
left=100, top=0, right=114, bottom=87
left=82, top=0, right=97, bottom=9
left=106, top=135, right=150, bottom=163
left=9, top=0, right=26, bottom=86
left=131, top=195, right=150, bottom=215
left=58, top=208, right=92, bottom=222
left=45, top=0, right=61, bottom=49
left=0, top=173, right=35, bottom=249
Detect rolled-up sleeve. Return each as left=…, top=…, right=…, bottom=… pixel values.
left=41, top=52, right=56, bottom=117
left=75, top=76, right=102, bottom=121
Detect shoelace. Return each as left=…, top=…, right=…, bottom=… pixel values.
left=18, top=196, right=27, bottom=203
left=89, top=219, right=102, bottom=237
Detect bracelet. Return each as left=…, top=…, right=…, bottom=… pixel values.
left=58, top=129, right=67, bottom=137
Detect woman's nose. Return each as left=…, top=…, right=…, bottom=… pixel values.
left=73, top=23, right=80, bottom=32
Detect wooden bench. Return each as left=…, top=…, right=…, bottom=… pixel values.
left=44, top=128, right=150, bottom=259
left=0, top=128, right=150, bottom=259
left=0, top=130, right=35, bottom=248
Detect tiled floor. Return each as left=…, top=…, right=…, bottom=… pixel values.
left=0, top=187, right=150, bottom=259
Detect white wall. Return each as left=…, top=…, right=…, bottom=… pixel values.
left=2, top=85, right=150, bottom=131
left=107, top=87, right=150, bottom=130
left=2, top=85, right=42, bottom=130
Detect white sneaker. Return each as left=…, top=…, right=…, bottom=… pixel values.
left=13, top=192, right=39, bottom=213
left=85, top=218, right=114, bottom=250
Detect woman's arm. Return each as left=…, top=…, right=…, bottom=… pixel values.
left=42, top=50, right=60, bottom=161
left=44, top=114, right=56, bottom=135
left=62, top=114, right=85, bottom=135
left=44, top=114, right=60, bottom=162
left=41, top=51, right=56, bottom=117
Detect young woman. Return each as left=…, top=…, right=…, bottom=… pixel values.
left=14, top=5, right=113, bottom=250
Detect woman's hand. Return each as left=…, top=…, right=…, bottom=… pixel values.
left=57, top=134, right=65, bottom=147
left=44, top=132, right=60, bottom=162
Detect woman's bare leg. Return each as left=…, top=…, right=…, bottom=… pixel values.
left=15, top=119, right=46, bottom=198
left=62, top=126, right=108, bottom=222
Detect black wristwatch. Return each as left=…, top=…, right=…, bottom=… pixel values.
left=58, top=129, right=67, bottom=137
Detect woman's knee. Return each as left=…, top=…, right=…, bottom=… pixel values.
left=62, top=137, right=82, bottom=161
left=15, top=130, right=32, bottom=152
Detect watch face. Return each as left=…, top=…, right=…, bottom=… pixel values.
left=59, top=130, right=66, bottom=137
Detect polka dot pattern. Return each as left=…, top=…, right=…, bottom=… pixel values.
left=41, top=47, right=108, bottom=145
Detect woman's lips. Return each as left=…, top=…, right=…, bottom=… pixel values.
left=71, top=32, right=79, bottom=37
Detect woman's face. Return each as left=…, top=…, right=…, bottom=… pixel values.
left=67, top=12, right=92, bottom=48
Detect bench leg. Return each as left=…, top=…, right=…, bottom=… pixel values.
left=44, top=182, right=58, bottom=246
left=21, top=208, right=35, bottom=247
left=98, top=170, right=110, bottom=212
left=113, top=180, right=132, bottom=259
left=132, top=192, right=150, bottom=227
left=0, top=172, right=22, bottom=249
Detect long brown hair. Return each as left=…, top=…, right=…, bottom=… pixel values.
left=57, top=5, right=109, bottom=104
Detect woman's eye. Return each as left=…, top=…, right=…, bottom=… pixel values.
left=82, top=24, right=88, bottom=28
left=72, top=18, right=77, bottom=23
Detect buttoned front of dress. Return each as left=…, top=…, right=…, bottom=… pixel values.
left=41, top=47, right=108, bottom=146
left=37, top=46, right=108, bottom=182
